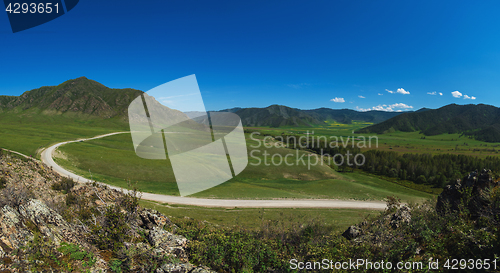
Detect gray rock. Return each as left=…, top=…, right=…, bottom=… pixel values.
left=437, top=169, right=497, bottom=217
left=390, top=205, right=411, bottom=228
left=18, top=199, right=79, bottom=245
left=140, top=209, right=172, bottom=229
left=342, top=225, right=362, bottom=240
left=160, top=263, right=194, bottom=273
left=149, top=226, right=188, bottom=248
left=189, top=266, right=218, bottom=273
left=0, top=205, right=33, bottom=250
left=148, top=227, right=189, bottom=261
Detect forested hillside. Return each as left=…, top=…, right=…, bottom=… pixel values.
left=358, top=104, right=500, bottom=142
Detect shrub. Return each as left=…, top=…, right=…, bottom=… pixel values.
left=51, top=177, right=76, bottom=193
left=91, top=205, right=130, bottom=251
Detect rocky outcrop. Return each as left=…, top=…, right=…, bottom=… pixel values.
left=0, top=152, right=216, bottom=272
left=437, top=169, right=498, bottom=217
left=390, top=205, right=411, bottom=229
left=342, top=204, right=412, bottom=242
left=0, top=205, right=33, bottom=251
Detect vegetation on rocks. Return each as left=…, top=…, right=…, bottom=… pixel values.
left=0, top=152, right=216, bottom=273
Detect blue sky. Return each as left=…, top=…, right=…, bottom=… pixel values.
left=1, top=0, right=500, bottom=111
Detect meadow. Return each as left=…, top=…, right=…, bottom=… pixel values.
left=55, top=131, right=433, bottom=203
left=0, top=110, right=127, bottom=156
left=249, top=120, right=500, bottom=158
left=5, top=114, right=496, bottom=203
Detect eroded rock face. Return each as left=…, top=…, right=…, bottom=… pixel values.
left=0, top=153, right=216, bottom=272
left=140, top=208, right=172, bottom=230
left=390, top=205, right=411, bottom=229
left=0, top=205, right=33, bottom=252
left=437, top=169, right=498, bottom=217
left=149, top=226, right=189, bottom=262
left=18, top=199, right=79, bottom=246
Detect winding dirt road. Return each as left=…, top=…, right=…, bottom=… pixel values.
left=37, top=132, right=387, bottom=210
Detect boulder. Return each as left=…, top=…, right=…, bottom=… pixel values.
left=140, top=208, right=172, bottom=230
left=437, top=169, right=498, bottom=217
left=148, top=226, right=189, bottom=261
left=342, top=225, right=362, bottom=240
left=390, top=205, right=411, bottom=228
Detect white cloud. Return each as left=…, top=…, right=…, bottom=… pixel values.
left=386, top=88, right=410, bottom=94
left=378, top=93, right=383, bottom=96
left=452, top=91, right=463, bottom=98
left=464, top=95, right=476, bottom=100
left=356, top=103, right=413, bottom=112
left=330, top=97, right=345, bottom=103
left=397, top=88, right=410, bottom=95
left=358, top=95, right=365, bottom=98
left=427, top=91, right=437, bottom=95
left=439, top=92, right=443, bottom=96
left=391, top=103, right=413, bottom=109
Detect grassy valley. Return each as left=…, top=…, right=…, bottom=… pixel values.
left=54, top=132, right=433, bottom=202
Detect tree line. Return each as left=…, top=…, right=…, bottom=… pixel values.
left=265, top=132, right=500, bottom=188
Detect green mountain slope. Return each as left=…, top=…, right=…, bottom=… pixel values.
left=0, top=77, right=143, bottom=120
left=304, top=108, right=402, bottom=124
left=1, top=77, right=410, bottom=131
left=357, top=104, right=500, bottom=142
left=229, top=105, right=323, bottom=127
left=220, top=106, right=408, bottom=127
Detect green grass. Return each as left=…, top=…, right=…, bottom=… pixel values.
left=5, top=116, right=489, bottom=203
left=55, top=132, right=433, bottom=203
left=0, top=111, right=128, bottom=157
left=247, top=121, right=500, bottom=158
left=139, top=199, right=378, bottom=232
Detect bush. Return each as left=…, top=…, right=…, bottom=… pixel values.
left=91, top=205, right=130, bottom=251
left=51, top=177, right=76, bottom=193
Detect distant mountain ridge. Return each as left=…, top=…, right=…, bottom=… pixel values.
left=219, top=105, right=408, bottom=127
left=1, top=77, right=413, bottom=128
left=357, top=104, right=500, bottom=142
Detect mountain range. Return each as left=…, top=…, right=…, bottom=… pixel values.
left=357, top=104, right=500, bottom=142
left=217, top=106, right=407, bottom=127
left=2, top=77, right=500, bottom=142
left=0, top=77, right=408, bottom=127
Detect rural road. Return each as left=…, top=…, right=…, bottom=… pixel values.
left=36, top=132, right=387, bottom=210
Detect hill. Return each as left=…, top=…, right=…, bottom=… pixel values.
left=226, top=105, right=323, bottom=127
left=304, top=108, right=402, bottom=124
left=357, top=103, right=500, bottom=142
left=1, top=78, right=407, bottom=129
left=0, top=77, right=415, bottom=129
left=0, top=76, right=143, bottom=120
left=219, top=105, right=408, bottom=127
